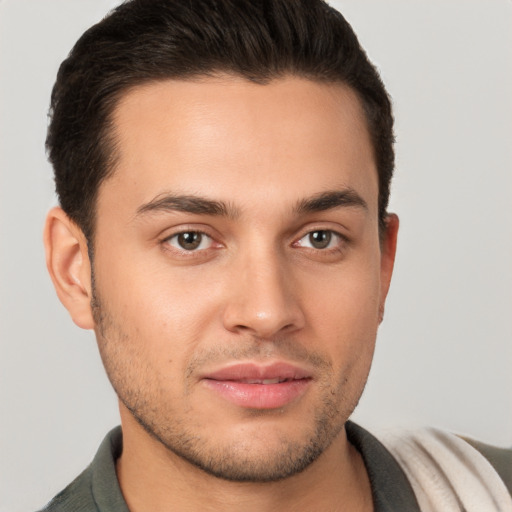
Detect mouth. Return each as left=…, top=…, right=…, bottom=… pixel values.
left=200, top=362, right=312, bottom=409
left=233, top=377, right=294, bottom=384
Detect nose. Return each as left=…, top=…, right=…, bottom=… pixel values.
left=222, top=251, right=306, bottom=339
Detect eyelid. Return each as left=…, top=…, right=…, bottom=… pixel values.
left=293, top=222, right=349, bottom=242
left=294, top=229, right=345, bottom=249
left=166, top=231, right=213, bottom=251
left=159, top=223, right=218, bottom=242
left=160, top=226, right=223, bottom=256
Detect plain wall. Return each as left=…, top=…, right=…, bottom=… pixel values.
left=1, top=1, right=511, bottom=510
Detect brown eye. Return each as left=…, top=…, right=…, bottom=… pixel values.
left=167, top=231, right=212, bottom=251
left=308, top=231, right=332, bottom=249
left=178, top=232, right=202, bottom=250
left=295, top=230, right=343, bottom=251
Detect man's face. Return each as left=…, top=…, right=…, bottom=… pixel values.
left=90, top=76, right=396, bottom=481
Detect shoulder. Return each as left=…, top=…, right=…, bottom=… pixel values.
left=36, top=427, right=126, bottom=512
left=37, top=465, right=96, bottom=512
left=377, top=427, right=512, bottom=512
left=463, top=436, right=512, bottom=495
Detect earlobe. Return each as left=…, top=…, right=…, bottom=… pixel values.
left=43, top=207, right=95, bottom=330
left=379, top=213, right=399, bottom=321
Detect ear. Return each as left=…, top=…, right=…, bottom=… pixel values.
left=379, top=213, right=399, bottom=321
left=43, top=207, right=95, bottom=330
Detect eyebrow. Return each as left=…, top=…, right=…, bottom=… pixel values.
left=136, top=188, right=367, bottom=219
left=295, top=189, right=368, bottom=214
left=136, top=194, right=240, bottom=218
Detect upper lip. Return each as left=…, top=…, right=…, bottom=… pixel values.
left=201, top=362, right=312, bottom=383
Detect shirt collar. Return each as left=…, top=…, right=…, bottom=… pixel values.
left=91, top=423, right=420, bottom=512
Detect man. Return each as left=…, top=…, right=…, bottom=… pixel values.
left=40, top=0, right=511, bottom=511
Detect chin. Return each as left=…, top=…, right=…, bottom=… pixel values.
left=130, top=399, right=347, bottom=483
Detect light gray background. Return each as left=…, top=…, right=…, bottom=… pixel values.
left=1, top=1, right=511, bottom=510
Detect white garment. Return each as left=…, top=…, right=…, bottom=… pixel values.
left=378, top=428, right=512, bottom=512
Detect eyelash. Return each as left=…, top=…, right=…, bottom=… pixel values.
left=295, top=229, right=347, bottom=250
left=162, top=230, right=217, bottom=255
left=160, top=228, right=348, bottom=257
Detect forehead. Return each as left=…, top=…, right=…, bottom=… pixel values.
left=101, top=76, right=377, bottom=218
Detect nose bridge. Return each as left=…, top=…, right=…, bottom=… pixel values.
left=222, top=242, right=304, bottom=338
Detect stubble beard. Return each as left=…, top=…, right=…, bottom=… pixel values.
left=91, top=281, right=369, bottom=483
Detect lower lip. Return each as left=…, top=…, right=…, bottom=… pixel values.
left=202, top=379, right=311, bottom=409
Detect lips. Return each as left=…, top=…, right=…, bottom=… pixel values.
left=201, top=362, right=312, bottom=409
left=239, top=377, right=288, bottom=384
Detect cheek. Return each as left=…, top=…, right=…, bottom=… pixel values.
left=305, top=259, right=381, bottom=333
left=301, top=257, right=381, bottom=369
left=96, top=251, right=220, bottom=337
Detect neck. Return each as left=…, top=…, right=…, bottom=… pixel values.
left=116, top=409, right=373, bottom=512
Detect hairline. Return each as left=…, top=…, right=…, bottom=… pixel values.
left=82, top=71, right=385, bottom=255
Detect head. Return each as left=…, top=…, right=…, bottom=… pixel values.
left=47, top=0, right=394, bottom=245
left=44, top=0, right=398, bottom=484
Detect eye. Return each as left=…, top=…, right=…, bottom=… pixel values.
left=165, top=231, right=213, bottom=251
left=296, top=230, right=343, bottom=250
